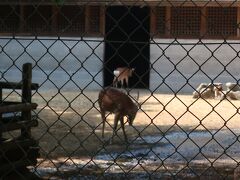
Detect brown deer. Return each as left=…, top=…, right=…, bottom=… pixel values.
left=98, top=87, right=138, bottom=143
left=112, top=67, right=135, bottom=88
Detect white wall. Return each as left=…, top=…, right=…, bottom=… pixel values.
left=1, top=37, right=239, bottom=93
left=0, top=37, right=104, bottom=91
left=150, top=39, right=240, bottom=93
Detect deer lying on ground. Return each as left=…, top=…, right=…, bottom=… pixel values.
left=98, top=87, right=138, bottom=143
left=226, top=82, right=240, bottom=92
left=192, top=83, right=215, bottom=99
left=213, top=83, right=223, bottom=99
left=113, top=67, right=135, bottom=88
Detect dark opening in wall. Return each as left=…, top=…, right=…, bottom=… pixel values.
left=104, top=6, right=150, bottom=88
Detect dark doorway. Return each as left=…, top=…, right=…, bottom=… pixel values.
left=104, top=6, right=150, bottom=88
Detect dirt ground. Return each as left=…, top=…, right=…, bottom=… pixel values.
left=3, top=89, right=240, bottom=179
left=24, top=89, right=240, bottom=157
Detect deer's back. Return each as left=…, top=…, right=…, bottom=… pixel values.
left=98, top=88, right=134, bottom=114
left=115, top=67, right=132, bottom=79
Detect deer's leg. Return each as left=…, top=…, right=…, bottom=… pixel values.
left=110, top=113, right=120, bottom=144
left=101, top=110, right=106, bottom=139
left=125, top=78, right=129, bottom=88
left=113, top=77, right=117, bottom=87
left=112, top=77, right=115, bottom=87
left=120, top=79, right=124, bottom=88
left=120, top=116, right=128, bottom=143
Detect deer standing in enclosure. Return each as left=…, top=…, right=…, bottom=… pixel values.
left=98, top=87, right=138, bottom=143
left=113, top=67, right=135, bottom=88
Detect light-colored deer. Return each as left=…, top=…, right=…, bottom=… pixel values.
left=213, top=83, right=223, bottom=99
left=112, top=67, right=135, bottom=88
left=192, top=83, right=215, bottom=99
left=98, top=87, right=138, bottom=143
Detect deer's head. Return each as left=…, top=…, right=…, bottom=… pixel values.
left=126, top=90, right=140, bottom=126
left=127, top=103, right=138, bottom=126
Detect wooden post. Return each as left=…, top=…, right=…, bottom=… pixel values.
left=150, top=6, right=157, bottom=36
left=85, top=6, right=90, bottom=34
left=0, top=88, right=2, bottom=141
left=21, top=63, right=32, bottom=138
left=237, top=7, right=240, bottom=38
left=200, top=7, right=207, bottom=37
left=150, top=6, right=157, bottom=37
left=99, top=5, right=105, bottom=35
left=165, top=6, right=171, bottom=37
left=19, top=5, right=25, bottom=32
left=52, top=5, right=59, bottom=33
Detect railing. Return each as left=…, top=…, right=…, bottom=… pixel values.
left=0, top=63, right=39, bottom=177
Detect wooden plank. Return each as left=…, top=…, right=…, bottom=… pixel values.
left=1, top=115, right=22, bottom=123
left=0, top=82, right=39, bottom=90
left=0, top=103, right=37, bottom=113
left=0, top=159, right=34, bottom=173
left=0, top=120, right=38, bottom=132
left=0, top=138, right=39, bottom=171
left=2, top=0, right=239, bottom=7
left=1, top=101, right=23, bottom=105
left=1, top=115, right=37, bottom=123
left=0, top=138, right=38, bottom=152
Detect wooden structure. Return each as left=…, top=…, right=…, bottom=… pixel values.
left=0, top=1, right=239, bottom=39
left=0, top=63, right=39, bottom=175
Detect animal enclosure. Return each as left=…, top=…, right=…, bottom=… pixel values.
left=1, top=0, right=240, bottom=179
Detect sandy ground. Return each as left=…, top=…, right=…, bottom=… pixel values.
left=29, top=89, right=240, bottom=156
left=3, top=89, right=240, bottom=179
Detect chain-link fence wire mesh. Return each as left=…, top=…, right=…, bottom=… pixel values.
left=1, top=0, right=240, bottom=179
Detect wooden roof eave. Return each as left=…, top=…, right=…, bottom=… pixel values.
left=0, top=0, right=239, bottom=7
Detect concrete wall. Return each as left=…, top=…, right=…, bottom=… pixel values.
left=0, top=37, right=239, bottom=93
left=150, top=39, right=240, bottom=93
left=0, top=37, right=104, bottom=91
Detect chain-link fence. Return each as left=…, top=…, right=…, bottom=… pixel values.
left=1, top=0, right=240, bottom=179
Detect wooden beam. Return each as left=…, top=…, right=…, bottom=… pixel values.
left=1, top=0, right=240, bottom=7
left=1, top=101, right=23, bottom=106
left=1, top=115, right=37, bottom=123
left=0, top=82, right=39, bottom=90
left=0, top=119, right=38, bottom=132
left=0, top=103, right=37, bottom=113
left=0, top=138, right=37, bottom=152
